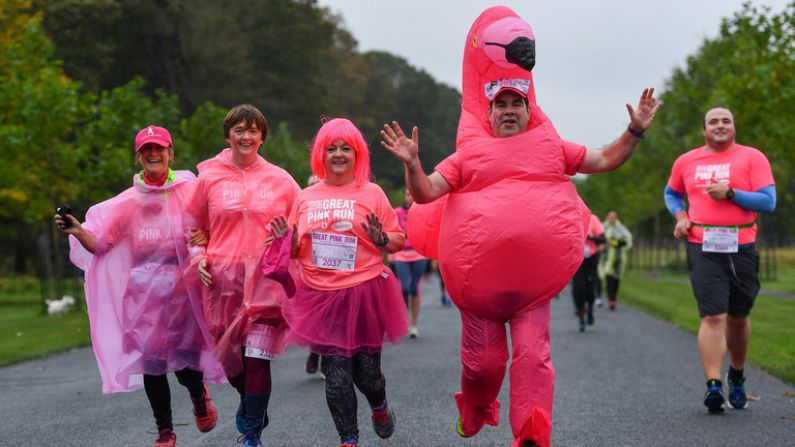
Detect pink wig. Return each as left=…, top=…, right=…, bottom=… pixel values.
left=310, top=118, right=371, bottom=185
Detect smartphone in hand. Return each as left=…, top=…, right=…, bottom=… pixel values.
left=57, top=204, right=73, bottom=228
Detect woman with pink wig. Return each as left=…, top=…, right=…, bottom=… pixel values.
left=272, top=118, right=407, bottom=447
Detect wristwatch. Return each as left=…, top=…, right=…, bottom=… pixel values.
left=627, top=125, right=645, bottom=139
left=375, top=232, right=389, bottom=247
left=726, top=187, right=735, bottom=201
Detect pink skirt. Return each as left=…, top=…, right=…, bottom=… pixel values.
left=283, top=268, right=408, bottom=357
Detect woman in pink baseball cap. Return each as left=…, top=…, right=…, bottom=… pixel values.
left=55, top=125, right=225, bottom=447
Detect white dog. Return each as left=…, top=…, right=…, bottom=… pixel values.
left=45, top=295, right=76, bottom=316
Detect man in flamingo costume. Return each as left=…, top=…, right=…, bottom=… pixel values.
left=381, top=6, right=660, bottom=447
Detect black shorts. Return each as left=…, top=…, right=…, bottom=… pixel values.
left=686, top=242, right=760, bottom=318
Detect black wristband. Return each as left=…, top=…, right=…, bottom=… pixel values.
left=726, top=187, right=735, bottom=201
left=375, top=232, right=389, bottom=247
left=627, top=125, right=645, bottom=139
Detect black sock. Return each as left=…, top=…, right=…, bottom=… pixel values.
left=706, top=379, right=722, bottom=388
left=728, top=367, right=744, bottom=382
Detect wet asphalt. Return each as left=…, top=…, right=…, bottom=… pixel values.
left=1, top=276, right=793, bottom=446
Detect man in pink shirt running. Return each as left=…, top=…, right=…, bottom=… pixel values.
left=665, top=107, right=776, bottom=413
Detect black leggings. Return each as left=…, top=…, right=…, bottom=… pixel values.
left=144, top=368, right=205, bottom=430
left=323, top=352, right=386, bottom=442
left=572, top=255, right=599, bottom=316
left=606, top=276, right=621, bottom=301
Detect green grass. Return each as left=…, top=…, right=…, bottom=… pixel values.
left=763, top=247, right=795, bottom=295
left=622, top=270, right=795, bottom=384
left=0, top=277, right=90, bottom=366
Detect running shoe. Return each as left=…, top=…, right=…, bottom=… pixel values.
left=306, top=353, right=319, bottom=374
left=152, top=428, right=176, bottom=447
left=408, top=326, right=419, bottom=339
left=338, top=437, right=358, bottom=446
left=596, top=298, right=603, bottom=307
left=372, top=400, right=396, bottom=438
left=609, top=300, right=617, bottom=311
left=236, top=393, right=246, bottom=433
left=578, top=319, right=586, bottom=333
left=726, top=375, right=749, bottom=409
left=237, top=434, right=262, bottom=447
left=191, top=384, right=217, bottom=432
left=703, top=382, right=725, bottom=413
left=587, top=314, right=594, bottom=326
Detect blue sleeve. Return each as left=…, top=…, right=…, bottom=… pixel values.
left=664, top=185, right=685, bottom=216
left=733, top=185, right=776, bottom=213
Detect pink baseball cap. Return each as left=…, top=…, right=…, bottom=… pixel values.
left=484, top=78, right=531, bottom=101
left=134, top=125, right=173, bottom=152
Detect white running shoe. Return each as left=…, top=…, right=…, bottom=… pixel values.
left=408, top=326, right=419, bottom=339
left=596, top=298, right=603, bottom=307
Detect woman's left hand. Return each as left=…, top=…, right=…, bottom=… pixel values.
left=189, top=228, right=209, bottom=247
left=361, top=213, right=385, bottom=245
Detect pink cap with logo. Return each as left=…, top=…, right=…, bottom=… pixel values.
left=484, top=78, right=531, bottom=101
left=134, top=125, right=173, bottom=152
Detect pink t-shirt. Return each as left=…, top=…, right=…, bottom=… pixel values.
left=667, top=143, right=774, bottom=244
left=393, top=205, right=426, bottom=263
left=585, top=214, right=605, bottom=257
left=290, top=181, right=403, bottom=290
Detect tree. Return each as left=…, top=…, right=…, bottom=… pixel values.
left=578, top=2, right=795, bottom=239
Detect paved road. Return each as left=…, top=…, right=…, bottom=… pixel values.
left=2, top=276, right=793, bottom=446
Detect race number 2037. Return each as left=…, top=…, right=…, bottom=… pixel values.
left=311, top=231, right=357, bottom=271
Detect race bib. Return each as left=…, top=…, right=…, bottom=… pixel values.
left=244, top=323, right=280, bottom=360
left=311, top=231, right=357, bottom=271
left=702, top=226, right=739, bottom=253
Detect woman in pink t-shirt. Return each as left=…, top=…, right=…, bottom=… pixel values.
left=274, top=118, right=407, bottom=447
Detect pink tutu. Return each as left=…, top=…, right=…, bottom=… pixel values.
left=284, top=268, right=408, bottom=357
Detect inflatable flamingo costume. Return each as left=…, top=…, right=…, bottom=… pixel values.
left=405, top=7, right=592, bottom=446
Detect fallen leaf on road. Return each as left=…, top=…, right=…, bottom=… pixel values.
left=783, top=390, right=794, bottom=398
left=746, top=393, right=761, bottom=401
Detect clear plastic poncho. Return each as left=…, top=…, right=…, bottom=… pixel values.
left=70, top=170, right=225, bottom=393
left=187, top=149, right=300, bottom=377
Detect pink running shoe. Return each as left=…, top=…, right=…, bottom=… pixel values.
left=191, top=384, right=218, bottom=432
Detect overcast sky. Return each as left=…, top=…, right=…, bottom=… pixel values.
left=317, top=0, right=790, bottom=148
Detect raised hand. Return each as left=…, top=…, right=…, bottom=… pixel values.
left=361, top=213, right=385, bottom=245
left=380, top=121, right=419, bottom=164
left=269, top=215, right=290, bottom=238
left=626, top=88, right=662, bottom=131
